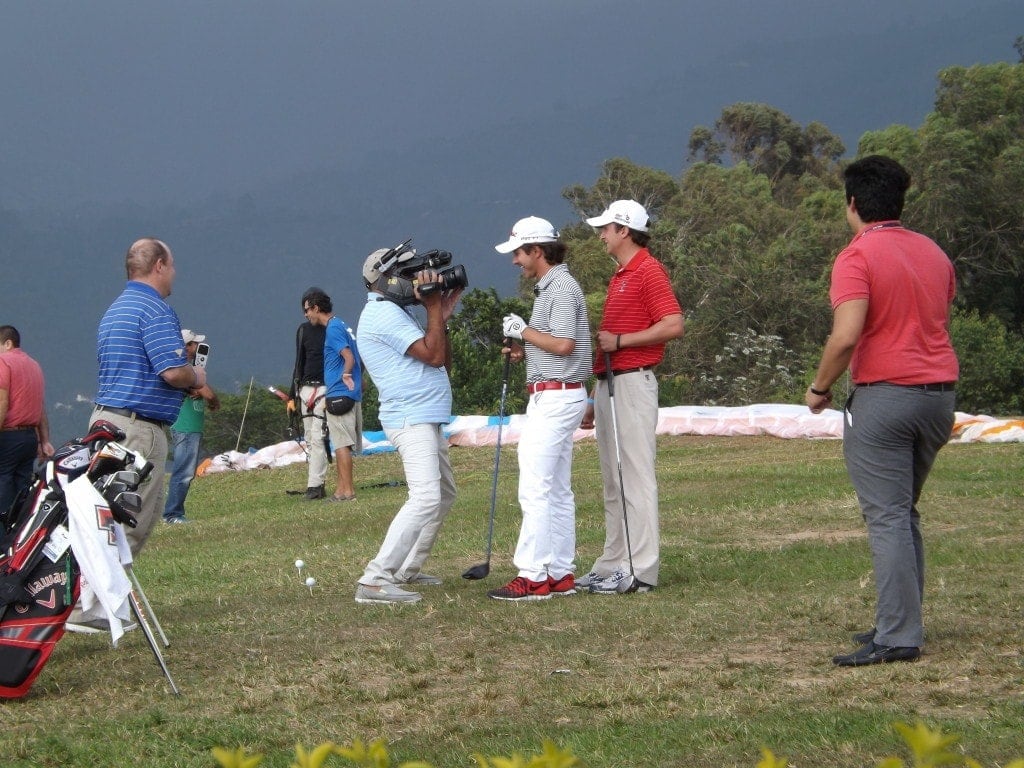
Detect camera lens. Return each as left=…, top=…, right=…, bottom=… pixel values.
left=441, top=264, right=468, bottom=290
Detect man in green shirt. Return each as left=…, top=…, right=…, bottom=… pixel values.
left=163, top=329, right=219, bottom=524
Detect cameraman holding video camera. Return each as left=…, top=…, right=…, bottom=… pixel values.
left=353, top=242, right=466, bottom=605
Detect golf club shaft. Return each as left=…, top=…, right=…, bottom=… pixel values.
left=485, top=351, right=512, bottom=558
left=603, top=351, right=636, bottom=580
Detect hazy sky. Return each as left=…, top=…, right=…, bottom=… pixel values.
left=2, top=0, right=1018, bottom=208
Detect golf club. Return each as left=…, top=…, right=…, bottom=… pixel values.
left=462, top=347, right=512, bottom=580
left=602, top=350, right=638, bottom=593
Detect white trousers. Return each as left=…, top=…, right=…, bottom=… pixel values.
left=514, top=388, right=587, bottom=581
left=299, top=384, right=327, bottom=488
left=360, top=423, right=456, bottom=585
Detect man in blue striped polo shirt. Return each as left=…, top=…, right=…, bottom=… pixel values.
left=91, top=238, right=207, bottom=556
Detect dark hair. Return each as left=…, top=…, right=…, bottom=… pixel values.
left=0, top=325, right=21, bottom=347
left=844, top=155, right=911, bottom=223
left=529, top=241, right=569, bottom=265
left=302, top=287, right=332, bottom=314
left=125, top=238, right=171, bottom=279
left=613, top=223, right=651, bottom=248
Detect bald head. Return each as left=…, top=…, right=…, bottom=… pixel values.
left=125, top=238, right=176, bottom=297
left=125, top=238, right=172, bottom=279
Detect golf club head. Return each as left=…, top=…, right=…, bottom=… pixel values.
left=617, top=574, right=640, bottom=594
left=107, top=469, right=142, bottom=489
left=109, top=491, right=141, bottom=528
left=461, top=562, right=490, bottom=580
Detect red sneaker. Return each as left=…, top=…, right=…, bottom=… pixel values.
left=548, top=574, right=577, bottom=596
left=487, top=576, right=551, bottom=601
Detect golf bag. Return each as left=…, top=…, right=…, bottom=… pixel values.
left=0, top=420, right=147, bottom=699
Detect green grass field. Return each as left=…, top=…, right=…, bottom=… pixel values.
left=3, top=436, right=1022, bottom=767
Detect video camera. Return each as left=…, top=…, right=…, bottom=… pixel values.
left=368, top=239, right=469, bottom=307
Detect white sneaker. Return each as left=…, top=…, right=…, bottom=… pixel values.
left=355, top=583, right=422, bottom=604
left=575, top=571, right=603, bottom=588
left=590, top=571, right=655, bottom=594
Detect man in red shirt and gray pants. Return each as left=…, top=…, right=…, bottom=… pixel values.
left=807, top=156, right=958, bottom=666
left=579, top=200, right=684, bottom=594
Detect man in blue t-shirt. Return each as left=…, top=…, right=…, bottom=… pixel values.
left=353, top=245, right=463, bottom=605
left=305, top=289, right=363, bottom=503
left=91, top=238, right=207, bottom=556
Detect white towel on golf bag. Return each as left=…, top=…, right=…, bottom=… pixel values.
left=66, top=475, right=134, bottom=646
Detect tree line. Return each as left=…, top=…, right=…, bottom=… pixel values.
left=206, top=56, right=1024, bottom=456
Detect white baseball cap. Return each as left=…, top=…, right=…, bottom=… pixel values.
left=181, top=329, right=206, bottom=344
left=494, top=216, right=559, bottom=254
left=585, top=199, right=649, bottom=232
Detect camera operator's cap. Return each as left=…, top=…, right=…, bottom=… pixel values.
left=181, top=329, right=206, bottom=344
left=494, top=216, right=560, bottom=254
left=363, top=248, right=392, bottom=287
left=585, top=199, right=649, bottom=232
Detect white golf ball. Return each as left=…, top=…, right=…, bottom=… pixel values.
left=295, top=559, right=305, bottom=569
left=305, top=576, right=316, bottom=587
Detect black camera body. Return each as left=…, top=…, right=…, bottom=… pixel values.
left=373, top=239, right=469, bottom=306
left=397, top=249, right=468, bottom=297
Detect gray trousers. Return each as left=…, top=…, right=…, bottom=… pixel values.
left=842, top=384, right=955, bottom=648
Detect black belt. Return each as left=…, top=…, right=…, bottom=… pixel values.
left=0, top=425, right=36, bottom=432
left=96, top=405, right=169, bottom=428
left=300, top=380, right=324, bottom=386
left=595, top=366, right=652, bottom=381
left=859, top=381, right=956, bottom=392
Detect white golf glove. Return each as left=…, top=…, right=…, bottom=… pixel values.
left=502, top=313, right=527, bottom=340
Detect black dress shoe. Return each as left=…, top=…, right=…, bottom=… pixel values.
left=851, top=628, right=876, bottom=645
left=832, top=641, right=920, bottom=667
left=303, top=485, right=325, bottom=500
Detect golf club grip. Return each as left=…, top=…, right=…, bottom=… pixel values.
left=603, top=351, right=615, bottom=397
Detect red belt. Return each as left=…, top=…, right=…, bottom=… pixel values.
left=526, top=381, right=586, bottom=395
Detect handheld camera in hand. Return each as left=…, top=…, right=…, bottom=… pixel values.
left=365, top=238, right=469, bottom=307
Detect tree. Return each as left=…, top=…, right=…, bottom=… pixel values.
left=448, top=288, right=530, bottom=417
left=656, top=161, right=840, bottom=404
left=562, top=157, right=679, bottom=222
left=687, top=103, right=845, bottom=200
left=882, top=62, right=1024, bottom=329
